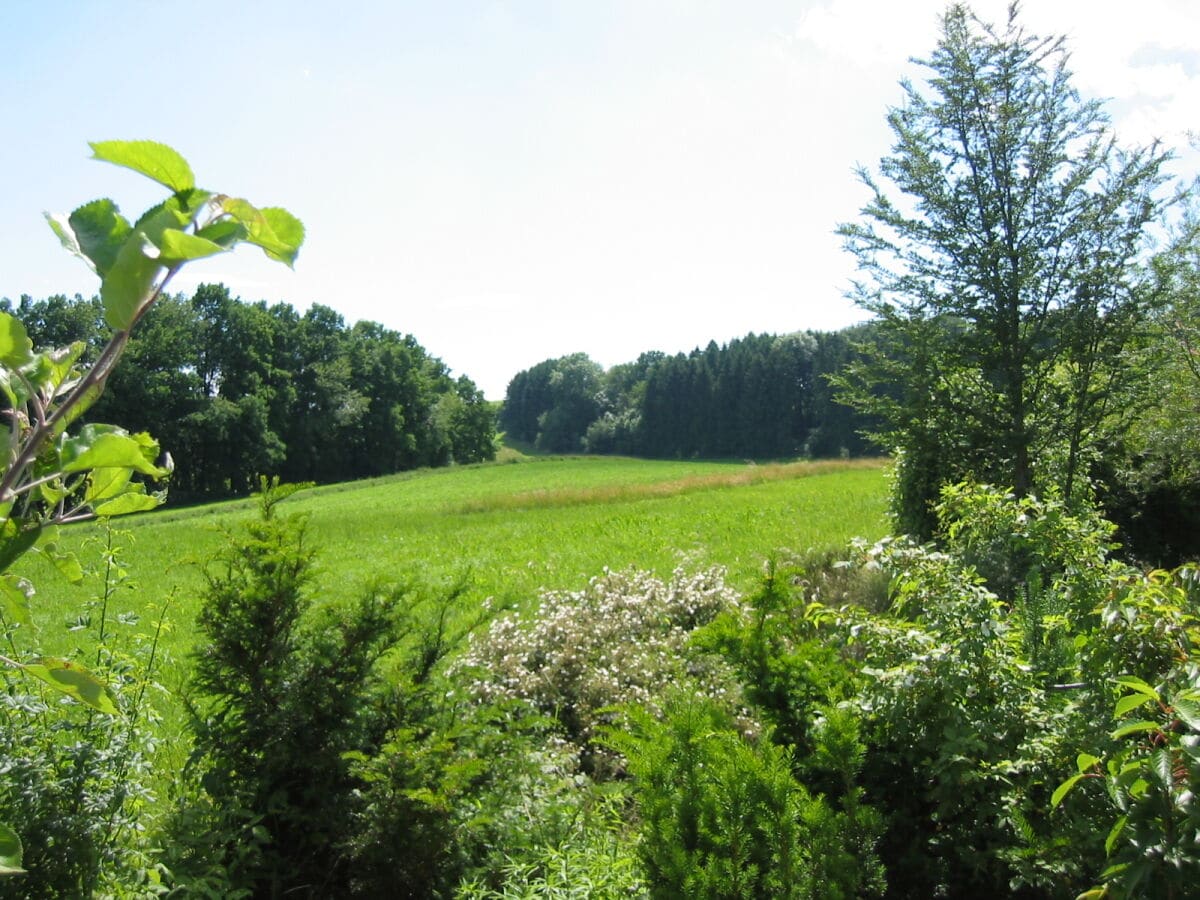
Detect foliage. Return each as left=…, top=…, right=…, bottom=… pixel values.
left=4, top=287, right=498, bottom=499
left=502, top=331, right=876, bottom=462
left=777, top=483, right=1200, bottom=896
left=455, top=566, right=744, bottom=773
left=168, top=479, right=514, bottom=897
left=607, top=695, right=878, bottom=899
left=1053, top=567, right=1200, bottom=898
left=0, top=526, right=168, bottom=897
left=836, top=4, right=1173, bottom=536
left=0, top=139, right=302, bottom=877
left=1099, top=198, right=1200, bottom=566
left=454, top=753, right=644, bottom=899
left=695, top=560, right=864, bottom=756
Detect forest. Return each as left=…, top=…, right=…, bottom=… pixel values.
left=2, top=3, right=1200, bottom=898
left=3, top=286, right=497, bottom=498
left=500, top=329, right=873, bottom=460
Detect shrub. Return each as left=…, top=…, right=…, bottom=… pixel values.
left=0, top=526, right=166, bottom=898
left=166, top=480, right=485, bottom=898
left=454, top=746, right=643, bottom=900
left=606, top=694, right=879, bottom=899
left=455, top=567, right=744, bottom=773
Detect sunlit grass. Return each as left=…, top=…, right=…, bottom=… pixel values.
left=21, top=457, right=889, bottom=692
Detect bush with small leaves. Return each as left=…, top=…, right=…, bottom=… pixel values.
left=606, top=694, right=876, bottom=900
left=0, top=526, right=168, bottom=898
left=454, top=567, right=745, bottom=772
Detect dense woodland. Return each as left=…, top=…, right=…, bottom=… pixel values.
left=2, top=285, right=497, bottom=498
left=501, top=329, right=874, bottom=460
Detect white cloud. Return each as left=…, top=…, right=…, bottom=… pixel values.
left=792, top=0, right=1199, bottom=147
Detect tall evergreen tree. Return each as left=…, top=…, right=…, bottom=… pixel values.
left=837, top=3, right=1172, bottom=536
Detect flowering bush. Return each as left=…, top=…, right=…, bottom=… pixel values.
left=455, top=567, right=744, bottom=765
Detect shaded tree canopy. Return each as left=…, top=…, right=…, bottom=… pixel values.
left=3, top=285, right=497, bottom=499
left=501, top=331, right=876, bottom=461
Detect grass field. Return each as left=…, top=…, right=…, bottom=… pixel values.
left=22, top=456, right=890, bottom=695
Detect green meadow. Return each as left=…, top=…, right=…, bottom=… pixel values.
left=25, top=456, right=889, bottom=692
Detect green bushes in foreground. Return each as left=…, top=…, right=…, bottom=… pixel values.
left=4, top=480, right=1199, bottom=897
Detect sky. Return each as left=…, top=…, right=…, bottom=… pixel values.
left=2, top=1, right=1197, bottom=399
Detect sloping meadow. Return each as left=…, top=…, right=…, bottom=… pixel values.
left=23, top=456, right=889, bottom=688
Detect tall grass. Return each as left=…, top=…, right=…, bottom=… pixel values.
left=23, top=457, right=888, bottom=684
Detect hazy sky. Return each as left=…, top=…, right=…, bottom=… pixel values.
left=2, top=1, right=1197, bottom=398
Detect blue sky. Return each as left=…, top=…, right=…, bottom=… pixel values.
left=2, top=1, right=1197, bottom=398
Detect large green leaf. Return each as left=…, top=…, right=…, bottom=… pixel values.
left=0, top=517, right=40, bottom=575
left=221, top=198, right=305, bottom=267
left=84, top=467, right=133, bottom=503
left=1114, top=692, right=1155, bottom=718
left=101, top=195, right=208, bottom=329
left=40, top=540, right=84, bottom=584
left=1112, top=676, right=1159, bottom=700
left=0, top=313, right=34, bottom=369
left=60, top=426, right=165, bottom=478
left=195, top=218, right=247, bottom=248
left=258, top=207, right=305, bottom=266
left=157, top=228, right=227, bottom=264
left=0, top=823, right=23, bottom=875
left=0, top=574, right=34, bottom=629
left=1173, top=695, right=1200, bottom=732
left=68, top=199, right=132, bottom=277
left=93, top=491, right=161, bottom=517
left=1050, top=772, right=1085, bottom=809
left=53, top=382, right=104, bottom=437
left=45, top=211, right=90, bottom=270
left=90, top=140, right=194, bottom=193
left=101, top=233, right=163, bottom=330
left=21, top=657, right=118, bottom=714
left=1111, top=720, right=1160, bottom=740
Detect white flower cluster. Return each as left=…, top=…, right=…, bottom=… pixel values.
left=456, top=567, right=742, bottom=750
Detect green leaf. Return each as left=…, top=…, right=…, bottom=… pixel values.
left=84, top=467, right=133, bottom=503
left=1111, top=720, right=1161, bottom=739
left=90, top=140, right=194, bottom=193
left=1112, top=676, right=1159, bottom=701
left=1153, top=748, right=1173, bottom=785
left=156, top=228, right=227, bottom=264
left=259, top=207, right=305, bottom=266
left=1172, top=696, right=1200, bottom=732
left=1051, top=773, right=1085, bottom=808
left=195, top=218, right=247, bottom=248
left=222, top=198, right=304, bottom=267
left=1076, top=752, right=1100, bottom=774
left=1105, top=814, right=1128, bottom=855
left=0, top=517, right=40, bottom=574
left=1115, top=692, right=1155, bottom=718
left=93, top=491, right=160, bottom=517
left=67, top=199, right=132, bottom=277
left=0, top=574, right=34, bottom=629
left=20, top=656, right=119, bottom=714
left=41, top=341, right=87, bottom=401
left=0, top=822, right=23, bottom=875
left=0, top=313, right=34, bottom=369
left=53, top=382, right=103, bottom=436
left=45, top=211, right=90, bottom=271
left=60, top=426, right=165, bottom=478
left=41, top=541, right=84, bottom=584
left=101, top=232, right=163, bottom=330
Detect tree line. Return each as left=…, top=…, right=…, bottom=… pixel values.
left=500, top=329, right=877, bottom=460
left=2, top=284, right=497, bottom=499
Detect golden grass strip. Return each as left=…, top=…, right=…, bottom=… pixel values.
left=449, top=457, right=888, bottom=514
